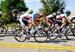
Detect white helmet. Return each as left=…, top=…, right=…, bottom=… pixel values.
left=34, top=10, right=40, bottom=15
left=57, top=11, right=61, bottom=15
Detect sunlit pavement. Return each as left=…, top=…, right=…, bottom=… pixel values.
left=0, top=33, right=75, bottom=52
left=0, top=47, right=75, bottom=52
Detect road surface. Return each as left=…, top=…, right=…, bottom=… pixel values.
left=0, top=32, right=75, bottom=52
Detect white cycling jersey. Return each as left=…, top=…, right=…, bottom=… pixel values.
left=56, top=15, right=61, bottom=19
left=56, top=14, right=65, bottom=23
left=46, top=14, right=54, bottom=18
left=56, top=13, right=67, bottom=19
left=19, top=11, right=32, bottom=26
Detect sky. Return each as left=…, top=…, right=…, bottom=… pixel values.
left=25, top=0, right=75, bottom=14
left=25, top=0, right=42, bottom=10
left=0, top=0, right=75, bottom=13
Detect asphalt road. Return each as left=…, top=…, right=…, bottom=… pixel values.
left=0, top=31, right=75, bottom=52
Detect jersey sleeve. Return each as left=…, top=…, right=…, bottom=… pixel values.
left=60, top=14, right=67, bottom=18
left=47, top=15, right=53, bottom=18
left=64, top=14, right=67, bottom=18
left=32, top=14, right=36, bottom=20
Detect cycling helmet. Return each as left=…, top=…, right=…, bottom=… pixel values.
left=57, top=11, right=61, bottom=15
left=34, top=10, right=40, bottom=15
left=66, top=10, right=71, bottom=15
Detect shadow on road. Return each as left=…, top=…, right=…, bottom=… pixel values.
left=0, top=32, right=75, bottom=43
left=0, top=38, right=4, bottom=41
left=27, top=39, right=68, bottom=44
left=26, top=38, right=75, bottom=44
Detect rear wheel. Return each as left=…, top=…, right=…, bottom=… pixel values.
left=11, top=24, right=20, bottom=33
left=13, top=26, right=26, bottom=42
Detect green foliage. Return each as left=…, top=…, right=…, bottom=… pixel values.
left=0, top=0, right=28, bottom=23
left=40, top=0, right=65, bottom=15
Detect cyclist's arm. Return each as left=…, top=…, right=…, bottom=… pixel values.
left=63, top=14, right=72, bottom=23
left=66, top=16, right=72, bottom=23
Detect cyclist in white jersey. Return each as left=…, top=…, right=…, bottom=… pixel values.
left=46, top=13, right=56, bottom=28
left=19, top=10, right=33, bottom=30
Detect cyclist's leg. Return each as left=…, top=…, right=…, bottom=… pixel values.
left=48, top=18, right=55, bottom=28
left=28, top=20, right=35, bottom=31
left=60, top=18, right=66, bottom=29
left=46, top=17, right=48, bottom=23
left=29, top=22, right=32, bottom=30
left=59, top=18, right=66, bottom=32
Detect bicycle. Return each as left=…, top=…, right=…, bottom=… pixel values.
left=12, top=20, right=47, bottom=42
left=65, top=23, right=75, bottom=40
left=46, top=20, right=73, bottom=40
left=0, top=22, right=8, bottom=36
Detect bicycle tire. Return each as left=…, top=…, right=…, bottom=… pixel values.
left=0, top=26, right=7, bottom=34
left=48, top=27, right=59, bottom=40
left=13, top=26, right=26, bottom=42
left=64, top=27, right=74, bottom=40
left=71, top=29, right=75, bottom=37
left=34, top=30, right=47, bottom=43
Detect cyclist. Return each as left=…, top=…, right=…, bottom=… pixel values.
left=67, top=14, right=75, bottom=29
left=0, top=10, right=2, bottom=17
left=19, top=10, right=33, bottom=30
left=28, top=10, right=41, bottom=32
left=56, top=10, right=72, bottom=32
left=46, top=13, right=57, bottom=28
left=56, top=11, right=63, bottom=26
left=0, top=10, right=3, bottom=24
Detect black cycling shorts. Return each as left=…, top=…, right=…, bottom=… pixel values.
left=22, top=18, right=29, bottom=26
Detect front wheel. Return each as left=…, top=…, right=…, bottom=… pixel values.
left=65, top=27, right=74, bottom=40
left=34, top=30, right=47, bottom=43
left=71, top=29, right=75, bottom=37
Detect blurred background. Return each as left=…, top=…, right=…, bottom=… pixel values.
left=0, top=0, right=75, bottom=24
